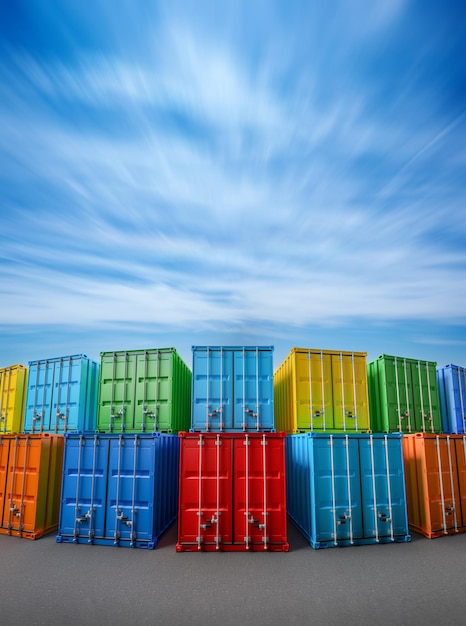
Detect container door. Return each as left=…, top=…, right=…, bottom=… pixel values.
left=25, top=361, right=55, bottom=432
left=192, top=349, right=233, bottom=431
left=294, top=350, right=333, bottom=431
left=52, top=356, right=84, bottom=433
left=454, top=437, right=466, bottom=528
left=359, top=435, right=408, bottom=540
left=233, top=434, right=287, bottom=549
left=106, top=435, right=156, bottom=546
left=311, top=435, right=363, bottom=544
left=0, top=437, right=11, bottom=526
left=233, top=348, right=274, bottom=431
left=382, top=357, right=413, bottom=432
left=178, top=434, right=233, bottom=549
left=423, top=436, right=461, bottom=533
left=98, top=353, right=137, bottom=432
left=59, top=435, right=108, bottom=541
left=134, top=350, right=172, bottom=432
left=332, top=353, right=369, bottom=432
left=411, top=361, right=441, bottom=433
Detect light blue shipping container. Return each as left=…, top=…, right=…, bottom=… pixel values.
left=56, top=433, right=179, bottom=548
left=191, top=346, right=275, bottom=432
left=437, top=364, right=466, bottom=434
left=24, top=355, right=99, bottom=433
left=286, top=432, right=411, bottom=548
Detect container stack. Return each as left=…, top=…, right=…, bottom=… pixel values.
left=56, top=347, right=189, bottom=548
left=0, top=354, right=99, bottom=541
left=367, top=354, right=466, bottom=540
left=176, top=346, right=289, bottom=551
left=276, top=347, right=411, bottom=548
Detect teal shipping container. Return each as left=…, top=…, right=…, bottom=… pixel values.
left=367, top=355, right=441, bottom=433
left=97, top=348, right=191, bottom=433
left=24, top=355, right=99, bottom=434
left=190, top=346, right=274, bottom=432
left=286, top=432, right=410, bottom=548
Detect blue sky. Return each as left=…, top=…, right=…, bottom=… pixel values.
left=1, top=0, right=466, bottom=371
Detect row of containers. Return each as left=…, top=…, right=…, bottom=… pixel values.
left=2, top=347, right=466, bottom=436
left=0, top=346, right=466, bottom=551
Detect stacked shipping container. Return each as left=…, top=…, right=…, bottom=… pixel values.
left=24, top=355, right=99, bottom=434
left=403, top=433, right=466, bottom=538
left=275, top=347, right=411, bottom=548
left=367, top=355, right=441, bottom=434
left=437, top=364, right=466, bottom=434
left=177, top=346, right=289, bottom=551
left=0, top=434, right=64, bottom=539
left=0, top=364, right=28, bottom=434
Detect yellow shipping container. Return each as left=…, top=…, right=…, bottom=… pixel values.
left=0, top=365, right=28, bottom=434
left=274, top=348, right=370, bottom=433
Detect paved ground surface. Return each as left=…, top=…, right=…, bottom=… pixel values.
left=1, top=521, right=465, bottom=626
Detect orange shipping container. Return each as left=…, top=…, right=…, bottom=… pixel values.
left=0, top=434, right=64, bottom=539
left=402, top=433, right=466, bottom=538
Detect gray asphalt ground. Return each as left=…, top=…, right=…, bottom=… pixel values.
left=1, top=521, right=465, bottom=626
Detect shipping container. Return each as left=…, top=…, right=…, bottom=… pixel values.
left=274, top=348, right=370, bottom=433
left=191, top=346, right=275, bottom=432
left=97, top=348, right=191, bottom=433
left=177, top=431, right=288, bottom=551
left=56, top=433, right=179, bottom=548
left=402, top=433, right=466, bottom=538
left=286, top=432, right=410, bottom=548
left=24, top=355, right=99, bottom=434
left=0, top=434, right=64, bottom=539
left=367, top=355, right=441, bottom=433
left=0, top=364, right=28, bottom=434
left=437, top=365, right=466, bottom=434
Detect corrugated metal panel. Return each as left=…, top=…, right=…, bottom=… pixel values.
left=0, top=365, right=28, bottom=434
left=24, top=355, right=99, bottom=433
left=97, top=348, right=191, bottom=433
left=56, top=433, right=179, bottom=548
left=286, top=432, right=410, bottom=548
left=274, top=348, right=370, bottom=433
left=367, top=355, right=441, bottom=433
left=437, top=365, right=466, bottom=434
left=176, top=432, right=288, bottom=551
left=402, top=433, right=466, bottom=538
left=0, top=434, right=64, bottom=539
left=190, top=346, right=275, bottom=432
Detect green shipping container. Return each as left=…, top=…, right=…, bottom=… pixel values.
left=367, top=355, right=441, bottom=434
left=97, top=348, right=191, bottom=433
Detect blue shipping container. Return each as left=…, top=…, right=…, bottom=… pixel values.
left=286, top=432, right=411, bottom=548
left=191, top=346, right=275, bottom=432
left=56, top=433, right=179, bottom=548
left=437, top=364, right=466, bottom=434
left=24, top=355, right=99, bottom=433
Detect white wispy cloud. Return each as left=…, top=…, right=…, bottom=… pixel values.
left=1, top=3, right=465, bottom=345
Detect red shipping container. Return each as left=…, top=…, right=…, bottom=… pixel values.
left=177, top=432, right=289, bottom=552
